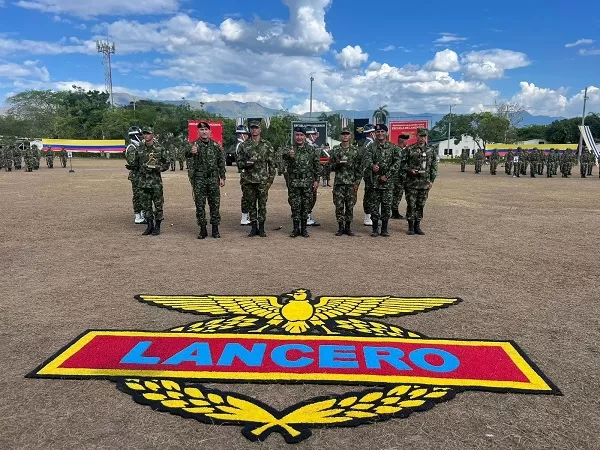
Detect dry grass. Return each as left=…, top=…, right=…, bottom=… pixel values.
left=1, top=159, right=599, bottom=450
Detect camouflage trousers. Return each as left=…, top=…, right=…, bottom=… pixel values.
left=246, top=183, right=269, bottom=223
left=365, top=188, right=393, bottom=221
left=460, top=161, right=466, bottom=172
left=25, top=157, right=35, bottom=170
left=392, top=179, right=404, bottom=211
left=60, top=156, right=67, bottom=168
left=177, top=157, right=185, bottom=170
left=546, top=162, right=556, bottom=176
left=240, top=180, right=249, bottom=214
left=289, top=186, right=313, bottom=222
left=321, top=164, right=331, bottom=183
left=587, top=163, right=593, bottom=176
left=474, top=160, right=482, bottom=173
left=46, top=156, right=53, bottom=168
left=129, top=173, right=143, bottom=213
left=193, top=180, right=221, bottom=226
left=505, top=161, right=513, bottom=174
left=333, top=184, right=357, bottom=223
left=34, top=157, right=40, bottom=169
left=140, top=183, right=164, bottom=221
left=513, top=162, right=521, bottom=176
left=363, top=185, right=372, bottom=214
left=490, top=160, right=498, bottom=174
left=538, top=162, right=544, bottom=175
left=170, top=159, right=176, bottom=171
left=309, top=186, right=318, bottom=212
left=580, top=163, right=589, bottom=176
left=4, top=157, right=12, bottom=171
left=406, top=188, right=430, bottom=221
left=520, top=162, right=527, bottom=175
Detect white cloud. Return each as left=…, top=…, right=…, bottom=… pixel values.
left=0, top=60, right=50, bottom=81
left=434, top=33, right=467, bottom=45
left=0, top=37, right=96, bottom=55
left=578, top=48, right=600, bottom=56
left=289, top=98, right=331, bottom=114
left=334, top=45, right=368, bottom=69
left=15, top=0, right=179, bottom=18
left=565, top=38, right=594, bottom=48
left=462, top=49, right=530, bottom=80
left=511, top=82, right=568, bottom=116
left=425, top=49, right=460, bottom=72
left=380, top=45, right=395, bottom=52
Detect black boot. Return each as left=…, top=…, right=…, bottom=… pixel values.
left=370, top=220, right=379, bottom=237
left=391, top=209, right=402, bottom=219
left=407, top=220, right=416, bottom=235
left=198, top=224, right=208, bottom=239
left=301, top=221, right=310, bottom=237
left=151, top=219, right=162, bottom=235
left=380, top=219, right=389, bottom=237
left=290, top=220, right=300, bottom=237
left=415, top=220, right=425, bottom=235
left=335, top=222, right=344, bottom=236
left=344, top=222, right=355, bottom=236
left=212, top=224, right=220, bottom=238
left=258, top=222, right=266, bottom=237
left=142, top=219, right=154, bottom=235
left=248, top=221, right=258, bottom=237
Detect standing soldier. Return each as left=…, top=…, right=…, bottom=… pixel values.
left=236, top=120, right=276, bottom=237
left=46, top=146, right=54, bottom=168
left=168, top=135, right=177, bottom=171
left=537, top=149, right=545, bottom=175
left=359, top=124, right=376, bottom=226
left=177, top=135, right=186, bottom=170
left=12, top=143, right=22, bottom=170
left=520, top=149, right=528, bottom=176
left=135, top=127, right=169, bottom=236
left=33, top=144, right=41, bottom=170
left=187, top=122, right=226, bottom=239
left=283, top=127, right=320, bottom=237
left=528, top=148, right=539, bottom=178
left=3, top=145, right=13, bottom=172
left=587, top=148, right=595, bottom=176
left=460, top=148, right=469, bottom=172
left=305, top=127, right=321, bottom=226
left=401, top=128, right=437, bottom=236
left=59, top=146, right=68, bottom=168
left=329, top=127, right=362, bottom=236
left=392, top=133, right=409, bottom=219
left=474, top=148, right=484, bottom=174
left=546, top=149, right=555, bottom=178
left=364, top=124, right=401, bottom=237
left=125, top=126, right=145, bottom=224
left=23, top=144, right=35, bottom=172
left=229, top=125, right=251, bottom=226
left=505, top=148, right=514, bottom=175
left=513, top=147, right=522, bottom=177
left=489, top=149, right=499, bottom=175
left=580, top=147, right=590, bottom=178
left=320, top=143, right=332, bottom=187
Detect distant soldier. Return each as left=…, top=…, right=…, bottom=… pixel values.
left=329, top=127, right=362, bottom=236
left=187, top=122, right=226, bottom=239
left=168, top=137, right=177, bottom=171
left=580, top=147, right=590, bottom=178
left=23, top=144, right=35, bottom=172
left=236, top=120, right=276, bottom=237
left=489, top=149, right=499, bottom=175
left=176, top=136, right=186, bottom=170
left=229, top=125, right=250, bottom=225
left=566, top=150, right=574, bottom=176
left=513, top=148, right=522, bottom=177
left=528, top=148, right=539, bottom=178
left=401, top=128, right=437, bottom=236
left=546, top=149, right=555, bottom=178
left=392, top=133, right=409, bottom=219
left=33, top=145, right=41, bottom=170
left=320, top=143, right=332, bottom=187
left=505, top=149, right=514, bottom=175
left=359, top=124, right=376, bottom=226
left=460, top=148, right=469, bottom=172
left=587, top=149, right=595, bottom=176
left=125, top=126, right=145, bottom=224
left=0, top=144, right=4, bottom=170
left=46, top=146, right=55, bottom=168
left=59, top=147, right=68, bottom=168
left=305, top=127, right=321, bottom=226
left=537, top=149, right=545, bottom=175
left=520, top=149, right=528, bottom=176
left=474, top=148, right=484, bottom=174
left=12, top=143, right=22, bottom=170
left=3, top=145, right=14, bottom=172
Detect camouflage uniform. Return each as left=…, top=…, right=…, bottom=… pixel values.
left=505, top=149, right=514, bottom=175
left=228, top=137, right=249, bottom=224
left=537, top=149, right=545, bottom=175
left=364, top=135, right=401, bottom=237
left=33, top=145, right=41, bottom=170
left=2, top=146, right=13, bottom=172
left=474, top=149, right=484, bottom=173
left=460, top=148, right=469, bottom=172
left=46, top=147, right=55, bottom=168
left=546, top=150, right=555, bottom=177
left=23, top=145, right=35, bottom=172
left=282, top=141, right=320, bottom=237
left=305, top=136, right=322, bottom=226
left=236, top=136, right=276, bottom=235
left=489, top=149, right=499, bottom=175
left=167, top=140, right=177, bottom=171
left=125, top=141, right=143, bottom=219
left=329, top=138, right=362, bottom=235
left=520, top=150, right=528, bottom=175
left=528, top=149, right=539, bottom=177
left=12, top=144, right=21, bottom=170
left=320, top=146, right=332, bottom=186
left=187, top=138, right=225, bottom=237
left=580, top=149, right=590, bottom=177
left=176, top=144, right=185, bottom=170
left=59, top=147, right=68, bottom=168
left=359, top=137, right=375, bottom=225
left=513, top=149, right=523, bottom=177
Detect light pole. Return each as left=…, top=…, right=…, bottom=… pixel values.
left=447, top=105, right=455, bottom=156
left=309, top=75, right=314, bottom=119
left=578, top=87, right=589, bottom=161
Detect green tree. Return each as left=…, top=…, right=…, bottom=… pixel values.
left=517, top=125, right=549, bottom=142
left=264, top=114, right=296, bottom=149
left=373, top=105, right=389, bottom=125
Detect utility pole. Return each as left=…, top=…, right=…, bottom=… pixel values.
left=96, top=40, right=116, bottom=107
left=447, top=105, right=455, bottom=156
left=578, top=87, right=589, bottom=162
left=309, top=74, right=314, bottom=119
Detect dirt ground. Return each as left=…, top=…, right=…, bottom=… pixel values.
left=1, top=159, right=599, bottom=450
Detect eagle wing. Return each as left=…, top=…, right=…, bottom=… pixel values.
left=136, top=294, right=284, bottom=320
left=313, top=296, right=460, bottom=320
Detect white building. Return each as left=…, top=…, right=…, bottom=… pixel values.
left=434, top=135, right=480, bottom=159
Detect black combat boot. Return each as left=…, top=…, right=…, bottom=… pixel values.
left=290, top=220, right=300, bottom=237
left=248, top=221, right=259, bottom=237
left=380, top=219, right=390, bottom=237
left=370, top=220, right=379, bottom=237
left=198, top=224, right=208, bottom=239
left=407, top=220, right=416, bottom=235
left=415, top=220, right=425, bottom=235
left=212, top=224, right=221, bottom=238
left=344, top=222, right=355, bottom=236
left=258, top=222, right=266, bottom=237
left=151, top=219, right=162, bottom=235
left=142, top=219, right=154, bottom=235
left=391, top=209, right=402, bottom=219
left=335, top=222, right=344, bottom=236
left=301, top=221, right=310, bottom=237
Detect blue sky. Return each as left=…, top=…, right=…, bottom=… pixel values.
left=0, top=0, right=599, bottom=116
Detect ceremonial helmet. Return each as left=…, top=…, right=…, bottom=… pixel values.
left=128, top=126, right=143, bottom=144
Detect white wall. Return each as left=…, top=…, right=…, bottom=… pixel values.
left=435, top=136, right=480, bottom=159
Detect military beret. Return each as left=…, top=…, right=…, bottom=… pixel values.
left=417, top=128, right=428, bottom=137
left=363, top=123, right=376, bottom=133
left=374, top=124, right=388, bottom=132
left=197, top=121, right=210, bottom=129
left=293, top=126, right=305, bottom=134
left=248, top=120, right=261, bottom=128
left=398, top=133, right=410, bottom=139
left=340, top=127, right=351, bottom=134
left=142, top=127, right=154, bottom=134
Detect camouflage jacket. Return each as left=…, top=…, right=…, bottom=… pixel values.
left=59, top=149, right=68, bottom=159
left=490, top=150, right=499, bottom=161
left=46, top=149, right=54, bottom=159
left=401, top=143, right=438, bottom=190
left=282, top=143, right=320, bottom=188
left=134, top=141, right=169, bottom=188
left=460, top=150, right=469, bottom=161
left=125, top=143, right=140, bottom=180
left=236, top=138, right=276, bottom=185
left=329, top=143, right=362, bottom=186
left=364, top=141, right=401, bottom=190
left=228, top=139, right=245, bottom=173
left=528, top=151, right=539, bottom=163
left=506, top=150, right=514, bottom=162
left=186, top=139, right=225, bottom=183
left=474, top=150, right=484, bottom=161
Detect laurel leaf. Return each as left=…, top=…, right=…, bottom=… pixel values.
left=124, top=381, right=145, bottom=391
left=382, top=396, right=400, bottom=405
left=398, top=400, right=426, bottom=408
left=360, top=392, right=383, bottom=403
left=424, top=391, right=450, bottom=399
left=182, top=407, right=214, bottom=414
left=388, top=386, right=411, bottom=396
left=161, top=380, right=181, bottom=391
left=375, top=406, right=402, bottom=415
left=351, top=403, right=374, bottom=411
left=345, top=411, right=377, bottom=419
left=144, top=381, right=161, bottom=392
left=207, top=393, right=224, bottom=404
left=189, top=399, right=210, bottom=407
left=161, top=400, right=188, bottom=408
left=143, top=393, right=167, bottom=401
left=166, top=391, right=184, bottom=399
left=338, top=396, right=358, bottom=407
left=184, top=388, right=204, bottom=399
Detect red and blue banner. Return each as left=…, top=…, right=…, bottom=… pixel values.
left=42, top=139, right=125, bottom=153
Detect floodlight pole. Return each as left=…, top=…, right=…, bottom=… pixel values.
left=447, top=105, right=454, bottom=156
left=309, top=75, right=314, bottom=119
left=578, top=86, right=588, bottom=162
left=96, top=40, right=116, bottom=108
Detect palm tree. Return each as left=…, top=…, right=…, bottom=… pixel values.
left=318, top=112, right=331, bottom=122
left=373, top=105, right=389, bottom=125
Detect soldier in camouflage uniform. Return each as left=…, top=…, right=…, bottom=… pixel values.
left=176, top=136, right=186, bottom=170
left=229, top=125, right=250, bottom=226
left=134, top=127, right=169, bottom=236
left=489, top=149, right=499, bottom=175
left=537, top=149, right=545, bottom=175
left=187, top=122, right=226, bottom=239
left=363, top=124, right=401, bottom=237
left=23, top=144, right=35, bottom=172
left=236, top=120, right=276, bottom=237
left=587, top=149, right=595, bottom=176
left=561, top=150, right=573, bottom=177
left=46, top=146, right=54, bottom=168
left=2, top=145, right=13, bottom=172
left=520, top=149, right=528, bottom=176
left=460, top=148, right=469, bottom=172
left=33, top=145, right=41, bottom=170
left=167, top=136, right=177, bottom=171
left=283, top=127, right=320, bottom=238
left=359, top=124, right=376, bottom=226
left=474, top=148, right=484, bottom=174
left=513, top=147, right=523, bottom=177
left=320, top=144, right=332, bottom=187
left=125, top=127, right=145, bottom=224
left=546, top=149, right=555, bottom=177
left=528, top=148, right=539, bottom=178
left=505, top=149, right=514, bottom=175
left=12, top=143, right=21, bottom=170
left=329, top=127, right=362, bottom=236
left=392, top=133, right=409, bottom=219
left=401, top=128, right=437, bottom=236
left=305, top=127, right=321, bottom=226
left=59, top=146, right=68, bottom=168
left=580, top=147, right=590, bottom=178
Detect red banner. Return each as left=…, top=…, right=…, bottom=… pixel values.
left=389, top=120, right=429, bottom=146
left=188, top=121, right=223, bottom=146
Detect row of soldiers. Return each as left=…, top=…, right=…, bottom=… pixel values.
left=0, top=143, right=68, bottom=172
left=460, top=147, right=596, bottom=178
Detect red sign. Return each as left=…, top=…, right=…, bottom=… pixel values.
left=188, top=121, right=223, bottom=146
left=389, top=120, right=429, bottom=146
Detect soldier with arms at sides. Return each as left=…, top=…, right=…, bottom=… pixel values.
left=125, top=126, right=146, bottom=224
left=392, top=132, right=410, bottom=219
left=228, top=125, right=251, bottom=226
left=460, top=148, right=469, bottom=173
left=359, top=123, right=376, bottom=226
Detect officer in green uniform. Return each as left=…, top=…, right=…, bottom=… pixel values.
left=460, top=148, right=469, bottom=172
left=46, top=146, right=55, bottom=168
left=392, top=132, right=410, bottom=219
left=489, top=149, right=499, bottom=175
